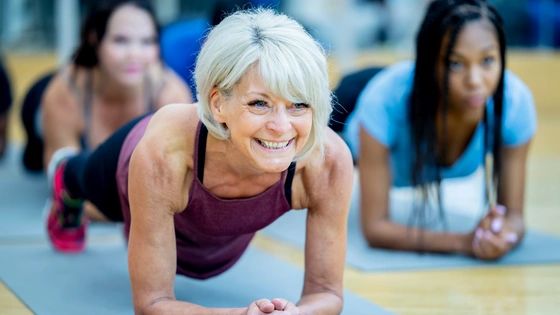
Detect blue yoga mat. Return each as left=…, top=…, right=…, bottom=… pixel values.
left=262, top=190, right=560, bottom=272
left=0, top=239, right=391, bottom=315
left=0, top=145, right=125, bottom=240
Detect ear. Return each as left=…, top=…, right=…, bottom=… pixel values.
left=209, top=87, right=226, bottom=123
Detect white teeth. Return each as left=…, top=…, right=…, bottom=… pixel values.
left=259, top=139, right=290, bottom=149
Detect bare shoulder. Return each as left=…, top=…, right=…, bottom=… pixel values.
left=42, top=70, right=77, bottom=110
left=131, top=103, right=199, bottom=210
left=154, top=66, right=193, bottom=107
left=162, top=66, right=186, bottom=87
left=304, top=128, right=354, bottom=184
left=294, top=128, right=354, bottom=210
left=142, top=103, right=199, bottom=155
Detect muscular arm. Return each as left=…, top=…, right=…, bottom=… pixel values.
left=297, top=129, right=353, bottom=314
left=127, top=108, right=246, bottom=315
left=41, top=75, right=82, bottom=168
left=496, top=141, right=531, bottom=240
left=359, top=126, right=472, bottom=254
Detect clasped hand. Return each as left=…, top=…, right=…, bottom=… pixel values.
left=246, top=298, right=300, bottom=315
left=470, top=205, right=519, bottom=260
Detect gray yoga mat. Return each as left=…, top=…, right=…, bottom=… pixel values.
left=262, top=191, right=560, bottom=272
left=0, top=239, right=391, bottom=315
left=0, top=144, right=124, bottom=240
left=1, top=144, right=391, bottom=314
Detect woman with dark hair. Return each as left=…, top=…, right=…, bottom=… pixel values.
left=20, top=0, right=191, bottom=174
left=0, top=57, right=12, bottom=159
left=343, top=0, right=537, bottom=260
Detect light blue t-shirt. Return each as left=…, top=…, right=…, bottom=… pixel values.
left=343, top=61, right=537, bottom=187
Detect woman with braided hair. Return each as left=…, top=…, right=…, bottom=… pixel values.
left=343, top=0, right=537, bottom=260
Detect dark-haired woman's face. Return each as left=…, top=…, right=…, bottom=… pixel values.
left=438, top=19, right=501, bottom=121
left=98, top=4, right=159, bottom=86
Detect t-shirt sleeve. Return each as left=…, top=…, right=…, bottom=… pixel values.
left=345, top=62, right=411, bottom=155
left=502, top=72, right=537, bottom=147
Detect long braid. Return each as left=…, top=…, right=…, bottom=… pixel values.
left=408, top=0, right=506, bottom=246
left=487, top=4, right=506, bottom=195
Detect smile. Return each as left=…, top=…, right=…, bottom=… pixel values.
left=255, top=138, right=292, bottom=150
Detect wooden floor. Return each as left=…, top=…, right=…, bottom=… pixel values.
left=1, top=51, right=559, bottom=314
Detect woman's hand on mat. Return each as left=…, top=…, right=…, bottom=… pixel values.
left=483, top=204, right=519, bottom=243
left=470, top=205, right=519, bottom=260
left=247, top=298, right=299, bottom=314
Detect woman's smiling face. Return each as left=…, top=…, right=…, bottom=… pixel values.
left=210, top=66, right=313, bottom=173
left=97, top=4, right=159, bottom=86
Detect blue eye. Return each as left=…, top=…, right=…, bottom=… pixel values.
left=482, top=56, right=495, bottom=67
left=449, top=60, right=463, bottom=72
left=293, top=102, right=310, bottom=110
left=248, top=100, right=268, bottom=108
left=288, top=102, right=310, bottom=116
left=247, top=100, right=271, bottom=114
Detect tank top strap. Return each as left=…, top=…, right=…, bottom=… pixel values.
left=192, top=121, right=207, bottom=182
left=284, top=162, right=296, bottom=208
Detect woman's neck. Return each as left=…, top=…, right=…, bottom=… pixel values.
left=207, top=133, right=282, bottom=179
left=435, top=109, right=481, bottom=166
left=92, top=68, right=144, bottom=104
left=202, top=134, right=282, bottom=197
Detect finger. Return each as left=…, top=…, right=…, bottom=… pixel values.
left=492, top=204, right=507, bottom=216
left=246, top=302, right=262, bottom=315
left=271, top=298, right=288, bottom=311
left=283, top=301, right=299, bottom=313
left=490, top=216, right=503, bottom=234
left=478, top=214, right=493, bottom=231
left=473, top=227, right=488, bottom=243
left=254, top=299, right=275, bottom=313
left=482, top=204, right=506, bottom=230
left=478, top=230, right=510, bottom=259
left=475, top=239, right=497, bottom=260
left=472, top=229, right=484, bottom=258
left=504, top=232, right=518, bottom=244
left=482, top=204, right=509, bottom=235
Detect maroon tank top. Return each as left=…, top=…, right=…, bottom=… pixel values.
left=116, top=118, right=295, bottom=279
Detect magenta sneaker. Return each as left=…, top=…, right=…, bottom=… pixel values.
left=46, top=162, right=87, bottom=253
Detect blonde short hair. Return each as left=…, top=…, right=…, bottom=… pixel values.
left=194, top=8, right=331, bottom=159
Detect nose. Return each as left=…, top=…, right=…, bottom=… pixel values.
left=266, top=106, right=292, bottom=135
left=466, top=66, right=483, bottom=89
left=125, top=40, right=149, bottom=62
left=128, top=43, right=142, bottom=59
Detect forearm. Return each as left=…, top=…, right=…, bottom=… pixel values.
left=139, top=299, right=246, bottom=315
left=297, top=292, right=343, bottom=315
left=505, top=211, right=525, bottom=246
left=364, top=220, right=471, bottom=254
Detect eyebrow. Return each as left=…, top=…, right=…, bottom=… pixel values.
left=450, top=44, right=498, bottom=58
left=247, top=92, right=271, bottom=99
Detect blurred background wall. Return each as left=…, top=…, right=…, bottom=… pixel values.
left=0, top=0, right=559, bottom=145
left=2, top=1, right=559, bottom=63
